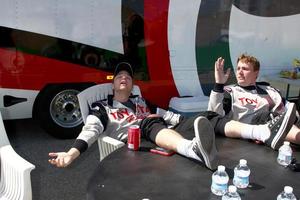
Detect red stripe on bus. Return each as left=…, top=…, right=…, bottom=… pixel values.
left=143, top=0, right=178, bottom=107
left=0, top=48, right=109, bottom=90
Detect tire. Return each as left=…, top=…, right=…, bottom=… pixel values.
left=36, top=85, right=84, bottom=139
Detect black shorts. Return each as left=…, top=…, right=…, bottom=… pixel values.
left=140, top=111, right=222, bottom=143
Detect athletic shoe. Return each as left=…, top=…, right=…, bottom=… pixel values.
left=192, top=116, right=218, bottom=170
left=265, top=103, right=296, bottom=150
left=161, top=110, right=182, bottom=126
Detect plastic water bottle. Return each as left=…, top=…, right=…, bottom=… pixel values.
left=277, top=186, right=297, bottom=200
left=233, top=159, right=250, bottom=189
left=211, top=165, right=229, bottom=196
left=222, top=185, right=241, bottom=200
left=277, top=141, right=293, bottom=167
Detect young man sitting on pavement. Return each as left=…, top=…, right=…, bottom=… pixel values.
left=49, top=62, right=219, bottom=170
left=208, top=54, right=299, bottom=149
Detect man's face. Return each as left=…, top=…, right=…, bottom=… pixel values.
left=113, top=70, right=133, bottom=93
left=236, top=61, right=259, bottom=87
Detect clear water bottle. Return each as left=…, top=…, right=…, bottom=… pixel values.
left=233, top=159, right=250, bottom=189
left=211, top=165, right=229, bottom=196
left=222, top=185, right=241, bottom=200
left=277, top=186, right=297, bottom=200
left=277, top=141, right=293, bottom=167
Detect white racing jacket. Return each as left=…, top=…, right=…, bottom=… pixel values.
left=77, top=95, right=151, bottom=149
left=208, top=82, right=286, bottom=124
left=74, top=95, right=181, bottom=152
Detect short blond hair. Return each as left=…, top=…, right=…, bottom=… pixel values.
left=237, top=54, right=260, bottom=71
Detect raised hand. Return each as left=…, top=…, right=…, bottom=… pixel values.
left=214, top=57, right=231, bottom=84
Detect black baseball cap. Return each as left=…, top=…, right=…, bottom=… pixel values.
left=114, top=62, right=133, bottom=78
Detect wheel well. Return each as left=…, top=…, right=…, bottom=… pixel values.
left=32, top=82, right=95, bottom=119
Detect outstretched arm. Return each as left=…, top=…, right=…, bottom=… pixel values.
left=48, top=113, right=105, bottom=168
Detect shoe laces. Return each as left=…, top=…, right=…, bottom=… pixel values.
left=191, top=137, right=204, bottom=160
left=267, top=113, right=284, bottom=127
left=191, top=137, right=198, bottom=147
left=191, top=137, right=201, bottom=153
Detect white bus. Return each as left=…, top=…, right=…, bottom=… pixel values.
left=1, top=0, right=299, bottom=138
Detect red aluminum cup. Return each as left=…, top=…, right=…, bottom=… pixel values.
left=127, top=125, right=141, bottom=151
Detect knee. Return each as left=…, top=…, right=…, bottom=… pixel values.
left=140, top=117, right=167, bottom=141
left=286, top=125, right=300, bottom=144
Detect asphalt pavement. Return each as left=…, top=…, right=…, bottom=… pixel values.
left=5, top=119, right=99, bottom=200
left=4, top=115, right=300, bottom=200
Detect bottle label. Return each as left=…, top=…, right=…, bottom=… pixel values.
left=278, top=153, right=292, bottom=162
left=234, top=176, right=249, bottom=185
left=211, top=181, right=227, bottom=192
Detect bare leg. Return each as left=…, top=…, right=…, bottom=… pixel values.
left=224, top=120, right=245, bottom=138
left=154, top=128, right=183, bottom=151
left=285, top=125, right=300, bottom=144
left=224, top=120, right=269, bottom=141
left=225, top=119, right=294, bottom=144
left=224, top=103, right=296, bottom=150
left=153, top=116, right=218, bottom=170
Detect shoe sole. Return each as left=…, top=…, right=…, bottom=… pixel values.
left=271, top=103, right=296, bottom=150
left=194, top=116, right=218, bottom=170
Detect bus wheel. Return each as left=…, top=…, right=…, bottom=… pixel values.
left=37, top=86, right=83, bottom=139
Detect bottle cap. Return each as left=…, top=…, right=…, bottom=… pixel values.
left=240, top=159, right=247, bottom=165
left=284, top=186, right=293, bottom=193
left=283, top=141, right=290, bottom=146
left=228, top=185, right=237, bottom=193
left=217, top=165, right=225, bottom=171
